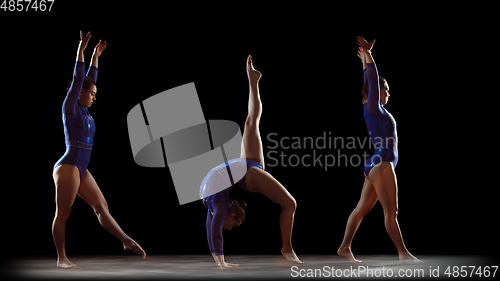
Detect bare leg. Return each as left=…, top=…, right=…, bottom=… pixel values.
left=337, top=177, right=378, bottom=262
left=246, top=168, right=303, bottom=264
left=368, top=162, right=423, bottom=264
left=78, top=170, right=146, bottom=258
left=52, top=165, right=81, bottom=269
left=240, top=55, right=265, bottom=168
left=239, top=56, right=301, bottom=263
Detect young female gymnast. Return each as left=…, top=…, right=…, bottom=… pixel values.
left=200, top=55, right=303, bottom=269
left=337, top=37, right=423, bottom=264
left=52, top=31, right=146, bottom=269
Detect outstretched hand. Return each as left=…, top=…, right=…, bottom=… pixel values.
left=93, top=40, right=107, bottom=58
left=79, top=30, right=92, bottom=52
left=357, top=36, right=375, bottom=53
left=220, top=262, right=241, bottom=270
left=357, top=48, right=365, bottom=60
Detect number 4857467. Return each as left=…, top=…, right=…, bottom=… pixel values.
left=1, top=0, right=55, bottom=11
left=444, top=266, right=498, bottom=278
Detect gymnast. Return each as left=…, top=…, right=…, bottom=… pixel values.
left=337, top=37, right=423, bottom=264
left=52, top=31, right=145, bottom=269
left=200, top=56, right=303, bottom=269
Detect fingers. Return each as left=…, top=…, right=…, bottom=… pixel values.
left=357, top=36, right=369, bottom=43
left=95, top=40, right=107, bottom=49
left=78, top=31, right=92, bottom=52
left=357, top=38, right=366, bottom=48
left=219, top=261, right=241, bottom=270
left=84, top=31, right=91, bottom=41
left=81, top=31, right=92, bottom=47
left=357, top=36, right=376, bottom=56
left=100, top=40, right=107, bottom=51
left=357, top=36, right=366, bottom=46
left=79, top=31, right=92, bottom=42
left=357, top=36, right=376, bottom=53
left=221, top=265, right=242, bottom=270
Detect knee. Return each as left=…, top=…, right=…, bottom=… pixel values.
left=92, top=199, right=109, bottom=215
left=245, top=116, right=260, bottom=128
left=282, top=197, right=297, bottom=213
left=55, top=206, right=72, bottom=221
left=383, top=206, right=398, bottom=220
left=353, top=205, right=373, bottom=219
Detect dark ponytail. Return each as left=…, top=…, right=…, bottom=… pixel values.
left=229, top=200, right=247, bottom=223
left=361, top=76, right=387, bottom=104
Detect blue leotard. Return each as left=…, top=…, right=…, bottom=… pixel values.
left=200, top=158, right=263, bottom=256
left=363, top=62, right=398, bottom=176
left=53, top=61, right=97, bottom=180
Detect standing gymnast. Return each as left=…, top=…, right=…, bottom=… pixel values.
left=52, top=31, right=146, bottom=269
left=200, top=55, right=303, bottom=269
left=337, top=37, right=423, bottom=264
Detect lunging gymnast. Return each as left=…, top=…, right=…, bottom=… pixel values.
left=200, top=56, right=303, bottom=269
left=52, top=31, right=146, bottom=269
left=337, top=37, right=423, bottom=264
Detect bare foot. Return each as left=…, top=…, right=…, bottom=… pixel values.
left=281, top=249, right=304, bottom=264
left=247, top=55, right=262, bottom=82
left=57, top=257, right=80, bottom=269
left=123, top=239, right=146, bottom=259
left=399, top=254, right=425, bottom=264
left=337, top=247, right=362, bottom=263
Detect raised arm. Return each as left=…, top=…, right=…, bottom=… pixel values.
left=90, top=40, right=107, bottom=69
left=63, top=31, right=92, bottom=113
left=76, top=31, right=91, bottom=62
left=357, top=37, right=375, bottom=83
left=86, top=40, right=106, bottom=82
left=358, top=36, right=382, bottom=114
left=359, top=50, right=367, bottom=83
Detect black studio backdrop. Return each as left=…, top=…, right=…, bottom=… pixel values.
left=4, top=3, right=497, bottom=259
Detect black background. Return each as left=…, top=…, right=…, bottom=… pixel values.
left=3, top=2, right=497, bottom=261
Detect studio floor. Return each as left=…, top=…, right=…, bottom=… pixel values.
left=4, top=255, right=499, bottom=280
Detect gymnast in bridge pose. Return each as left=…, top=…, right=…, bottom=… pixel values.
left=200, top=56, right=303, bottom=269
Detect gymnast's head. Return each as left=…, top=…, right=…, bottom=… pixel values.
left=78, top=77, right=97, bottom=108
left=66, top=77, right=97, bottom=108
left=223, top=200, right=248, bottom=231
left=361, top=76, right=390, bottom=105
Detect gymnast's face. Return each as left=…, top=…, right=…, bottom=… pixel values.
left=78, top=85, right=97, bottom=108
left=380, top=82, right=390, bottom=105
left=223, top=214, right=242, bottom=231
